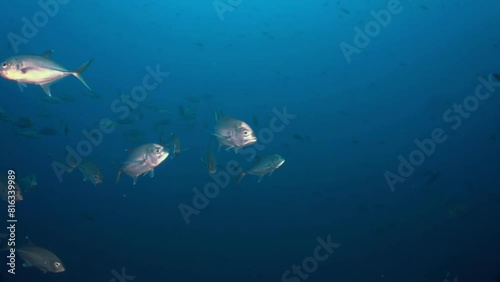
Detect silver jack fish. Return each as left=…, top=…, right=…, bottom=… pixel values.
left=212, top=109, right=257, bottom=153
left=14, top=239, right=65, bottom=273
left=0, top=50, right=93, bottom=97
left=237, top=154, right=285, bottom=183
left=115, top=143, right=169, bottom=185
left=67, top=157, right=103, bottom=186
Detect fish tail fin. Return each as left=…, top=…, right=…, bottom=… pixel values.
left=72, top=59, right=93, bottom=91
left=236, top=171, right=246, bottom=184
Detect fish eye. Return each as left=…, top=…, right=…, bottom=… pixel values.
left=54, top=262, right=61, bottom=267
left=155, top=147, right=161, bottom=153
left=1, top=62, right=6, bottom=68
left=244, top=130, right=248, bottom=135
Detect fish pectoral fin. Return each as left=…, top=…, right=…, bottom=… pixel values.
left=149, top=169, right=154, bottom=178
left=257, top=175, right=264, bottom=183
left=20, top=67, right=34, bottom=74
left=236, top=172, right=246, bottom=184
left=224, top=146, right=235, bottom=152
left=40, top=50, right=54, bottom=58
left=40, top=83, right=53, bottom=97
left=132, top=176, right=138, bottom=185
left=124, top=160, right=146, bottom=165
left=210, top=132, right=230, bottom=140
left=17, top=82, right=27, bottom=92
left=115, top=171, right=122, bottom=185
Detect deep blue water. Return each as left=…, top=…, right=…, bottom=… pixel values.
left=1, top=1, right=500, bottom=281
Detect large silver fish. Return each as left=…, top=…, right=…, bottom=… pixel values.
left=237, top=154, right=285, bottom=183
left=16, top=240, right=65, bottom=273
left=212, top=109, right=257, bottom=153
left=115, top=143, right=169, bottom=185
left=0, top=50, right=93, bottom=97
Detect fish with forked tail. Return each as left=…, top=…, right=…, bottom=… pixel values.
left=237, top=154, right=285, bottom=183
left=0, top=50, right=93, bottom=96
left=115, top=143, right=169, bottom=185
left=67, top=156, right=103, bottom=186
left=212, top=109, right=257, bottom=153
left=0, top=236, right=65, bottom=273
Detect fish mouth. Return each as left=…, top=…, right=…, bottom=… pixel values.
left=244, top=137, right=257, bottom=145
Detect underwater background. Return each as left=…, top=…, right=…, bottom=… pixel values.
left=1, top=0, right=500, bottom=281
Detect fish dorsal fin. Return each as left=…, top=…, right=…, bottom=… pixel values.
left=214, top=108, right=224, bottom=122
left=41, top=50, right=54, bottom=58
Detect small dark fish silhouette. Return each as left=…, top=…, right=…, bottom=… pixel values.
left=426, top=171, right=440, bottom=185
left=38, top=127, right=57, bottom=136
left=12, top=117, right=35, bottom=129
left=63, top=124, right=69, bottom=135
left=178, top=105, right=185, bottom=116
left=292, top=134, right=304, bottom=141
left=184, top=95, right=201, bottom=104
left=292, top=134, right=310, bottom=142
left=262, top=31, right=274, bottom=39
left=155, top=118, right=170, bottom=126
